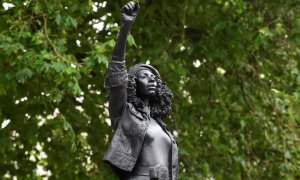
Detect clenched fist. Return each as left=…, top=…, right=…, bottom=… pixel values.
left=120, top=1, right=140, bottom=26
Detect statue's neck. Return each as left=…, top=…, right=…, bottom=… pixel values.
left=141, top=98, right=150, bottom=115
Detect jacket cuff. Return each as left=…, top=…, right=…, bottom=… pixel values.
left=104, top=60, right=128, bottom=88
left=108, top=59, right=126, bottom=72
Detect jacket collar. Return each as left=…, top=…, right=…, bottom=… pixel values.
left=136, top=106, right=167, bottom=129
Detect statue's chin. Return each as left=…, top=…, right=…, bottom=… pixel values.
left=138, top=91, right=156, bottom=100
left=148, top=90, right=157, bottom=97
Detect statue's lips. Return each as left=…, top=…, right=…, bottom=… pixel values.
left=147, top=86, right=156, bottom=90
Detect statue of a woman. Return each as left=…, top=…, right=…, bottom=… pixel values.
left=104, top=2, right=178, bottom=179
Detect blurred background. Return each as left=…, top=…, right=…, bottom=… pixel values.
left=0, top=0, right=300, bottom=179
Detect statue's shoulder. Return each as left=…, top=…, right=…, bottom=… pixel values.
left=123, top=102, right=144, bottom=120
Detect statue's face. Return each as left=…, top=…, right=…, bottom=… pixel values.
left=136, top=69, right=157, bottom=98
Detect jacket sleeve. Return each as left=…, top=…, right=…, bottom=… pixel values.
left=104, top=59, right=128, bottom=130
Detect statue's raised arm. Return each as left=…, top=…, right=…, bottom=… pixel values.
left=104, top=1, right=139, bottom=129
left=112, top=1, right=139, bottom=60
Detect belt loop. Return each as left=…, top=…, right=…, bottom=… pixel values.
left=150, top=168, right=158, bottom=178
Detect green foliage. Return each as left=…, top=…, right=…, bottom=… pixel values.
left=0, top=0, right=299, bottom=179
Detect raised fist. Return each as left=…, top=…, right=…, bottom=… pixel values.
left=120, top=1, right=140, bottom=25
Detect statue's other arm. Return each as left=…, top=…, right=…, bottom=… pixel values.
left=104, top=1, right=139, bottom=130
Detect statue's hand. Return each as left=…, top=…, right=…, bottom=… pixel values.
left=120, top=1, right=139, bottom=26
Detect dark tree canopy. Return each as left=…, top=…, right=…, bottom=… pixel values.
left=0, top=0, right=300, bottom=179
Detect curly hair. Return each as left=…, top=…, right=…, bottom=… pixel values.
left=127, top=74, right=173, bottom=119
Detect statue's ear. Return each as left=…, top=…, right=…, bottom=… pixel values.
left=133, top=76, right=138, bottom=85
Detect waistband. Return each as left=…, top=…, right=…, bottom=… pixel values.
left=132, top=164, right=170, bottom=180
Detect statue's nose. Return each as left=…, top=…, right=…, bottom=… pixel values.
left=148, top=76, right=155, bottom=82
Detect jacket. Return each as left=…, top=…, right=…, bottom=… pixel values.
left=103, top=60, right=178, bottom=179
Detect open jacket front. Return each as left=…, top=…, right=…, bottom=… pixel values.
left=103, top=60, right=178, bottom=180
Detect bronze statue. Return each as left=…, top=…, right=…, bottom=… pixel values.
left=104, top=2, right=178, bottom=179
